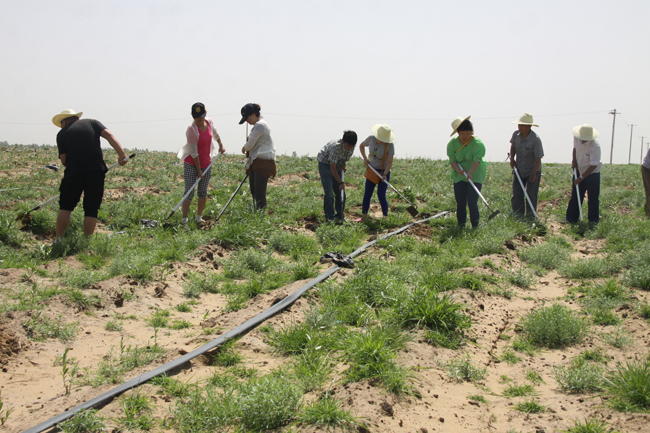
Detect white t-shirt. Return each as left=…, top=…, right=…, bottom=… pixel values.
left=574, top=137, right=602, bottom=175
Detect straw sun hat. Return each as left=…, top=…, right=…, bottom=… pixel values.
left=514, top=113, right=539, bottom=127
left=372, top=124, right=396, bottom=143
left=52, top=109, right=82, bottom=127
left=573, top=124, right=599, bottom=141
left=450, top=115, right=471, bottom=137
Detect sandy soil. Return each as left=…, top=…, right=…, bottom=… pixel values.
left=2, top=217, right=650, bottom=433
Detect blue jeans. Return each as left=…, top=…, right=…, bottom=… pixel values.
left=454, top=180, right=482, bottom=228
left=318, top=162, right=345, bottom=221
left=362, top=170, right=390, bottom=216
left=566, top=171, right=600, bottom=223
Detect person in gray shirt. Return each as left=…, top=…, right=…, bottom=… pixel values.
left=509, top=113, right=544, bottom=218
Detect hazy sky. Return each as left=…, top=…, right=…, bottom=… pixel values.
left=2, top=0, right=649, bottom=165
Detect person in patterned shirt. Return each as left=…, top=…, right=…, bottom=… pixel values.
left=316, top=131, right=357, bottom=222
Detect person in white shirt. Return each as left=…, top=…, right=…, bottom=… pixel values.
left=565, top=124, right=602, bottom=224
left=240, top=103, right=276, bottom=210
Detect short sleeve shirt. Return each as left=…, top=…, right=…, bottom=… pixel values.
left=574, top=137, right=602, bottom=175
left=56, top=118, right=107, bottom=177
left=447, top=136, right=487, bottom=183
left=317, top=139, right=354, bottom=171
left=361, top=135, right=395, bottom=170
left=510, top=129, right=544, bottom=177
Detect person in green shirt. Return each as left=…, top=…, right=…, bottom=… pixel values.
left=446, top=116, right=487, bottom=228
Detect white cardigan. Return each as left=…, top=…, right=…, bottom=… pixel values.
left=243, top=119, right=275, bottom=162
left=177, top=117, right=221, bottom=162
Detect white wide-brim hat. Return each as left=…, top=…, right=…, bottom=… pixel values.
left=450, top=115, right=471, bottom=137
left=573, top=124, right=599, bottom=141
left=52, top=109, right=83, bottom=127
left=514, top=112, right=538, bottom=127
left=372, top=124, right=396, bottom=144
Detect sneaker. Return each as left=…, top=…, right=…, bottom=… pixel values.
left=196, top=215, right=205, bottom=223
left=181, top=218, right=188, bottom=225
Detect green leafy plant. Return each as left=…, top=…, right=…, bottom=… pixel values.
left=519, top=304, right=589, bottom=349
left=0, top=391, right=14, bottom=426
left=515, top=398, right=545, bottom=413
left=298, top=395, right=358, bottom=431
left=58, top=409, right=105, bottom=433
left=441, top=354, right=487, bottom=383
left=23, top=312, right=79, bottom=342
left=118, top=390, right=155, bottom=431
left=503, top=383, right=535, bottom=397
left=237, top=376, right=302, bottom=431
left=602, top=357, right=650, bottom=412
left=176, top=302, right=192, bottom=312
left=105, top=320, right=123, bottom=332
left=602, top=326, right=633, bottom=348
left=552, top=359, right=605, bottom=394
left=525, top=369, right=545, bottom=385
left=559, top=416, right=619, bottom=433
left=468, top=394, right=488, bottom=404
left=59, top=347, right=79, bottom=395
left=500, top=349, right=521, bottom=365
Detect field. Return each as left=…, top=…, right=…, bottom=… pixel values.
left=1, top=146, right=650, bottom=433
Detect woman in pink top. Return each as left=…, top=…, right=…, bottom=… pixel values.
left=177, top=102, right=225, bottom=223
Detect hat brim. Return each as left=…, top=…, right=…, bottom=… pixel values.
left=238, top=115, right=247, bottom=125
left=451, top=115, right=471, bottom=137
left=371, top=124, right=396, bottom=143
left=52, top=111, right=83, bottom=128
left=514, top=121, right=539, bottom=127
left=572, top=125, right=600, bottom=141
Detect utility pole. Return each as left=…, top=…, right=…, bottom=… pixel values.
left=628, top=124, right=636, bottom=164
left=609, top=109, right=618, bottom=165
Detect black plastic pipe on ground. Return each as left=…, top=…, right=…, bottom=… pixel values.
left=24, top=211, right=450, bottom=433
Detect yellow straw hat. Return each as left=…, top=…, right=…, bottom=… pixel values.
left=52, top=109, right=83, bottom=128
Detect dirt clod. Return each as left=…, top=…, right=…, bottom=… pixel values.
left=380, top=401, right=394, bottom=416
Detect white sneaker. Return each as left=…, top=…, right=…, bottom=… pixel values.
left=181, top=218, right=188, bottom=225
left=196, top=215, right=205, bottom=223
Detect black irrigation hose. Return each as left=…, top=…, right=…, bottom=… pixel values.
left=25, top=210, right=450, bottom=433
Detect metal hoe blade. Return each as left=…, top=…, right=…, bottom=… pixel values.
left=367, top=164, right=419, bottom=217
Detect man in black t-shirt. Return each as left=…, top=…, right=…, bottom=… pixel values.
left=52, top=109, right=129, bottom=239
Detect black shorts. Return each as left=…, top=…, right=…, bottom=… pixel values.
left=59, top=170, right=106, bottom=218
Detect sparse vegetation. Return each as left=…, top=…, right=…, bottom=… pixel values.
left=441, top=354, right=488, bottom=383
left=2, top=149, right=650, bottom=433
left=552, top=359, right=606, bottom=394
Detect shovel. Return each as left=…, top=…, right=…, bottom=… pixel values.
left=16, top=153, right=136, bottom=222
left=512, top=165, right=539, bottom=220
left=163, top=152, right=222, bottom=222
left=573, top=168, right=584, bottom=223
left=366, top=165, right=418, bottom=217
left=215, top=174, right=249, bottom=222
left=460, top=168, right=500, bottom=220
